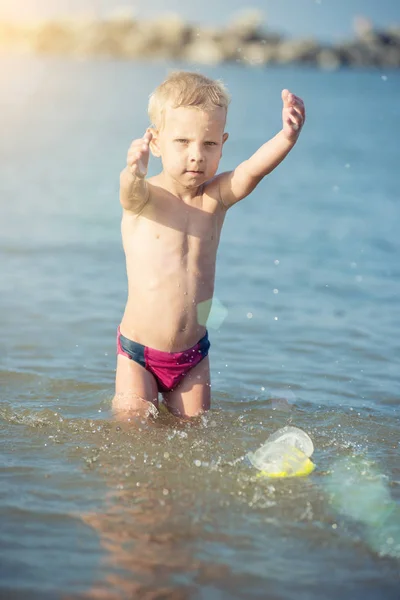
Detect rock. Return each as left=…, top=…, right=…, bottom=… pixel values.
left=317, top=48, right=342, bottom=70
left=184, top=38, right=226, bottom=65
left=30, top=21, right=77, bottom=55
left=226, top=9, right=266, bottom=42
left=353, top=15, right=374, bottom=39
left=146, top=15, right=191, bottom=56
left=72, top=21, right=131, bottom=58
left=0, top=13, right=399, bottom=69
left=275, top=39, right=319, bottom=64
left=241, top=42, right=278, bottom=66
left=218, top=33, right=243, bottom=61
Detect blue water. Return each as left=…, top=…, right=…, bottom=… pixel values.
left=1, top=55, right=399, bottom=599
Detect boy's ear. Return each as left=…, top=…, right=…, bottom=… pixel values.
left=149, top=127, right=161, bottom=157
left=220, top=132, right=229, bottom=156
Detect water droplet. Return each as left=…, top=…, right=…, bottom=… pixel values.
left=273, top=289, right=279, bottom=294
left=381, top=75, right=388, bottom=81
left=274, top=316, right=278, bottom=321
left=163, top=488, right=169, bottom=495
left=274, top=259, right=280, bottom=265
left=194, top=459, right=201, bottom=467
left=247, top=312, right=253, bottom=319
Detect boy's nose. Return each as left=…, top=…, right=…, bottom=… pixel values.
left=189, top=145, right=204, bottom=163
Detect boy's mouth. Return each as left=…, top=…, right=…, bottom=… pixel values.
left=186, top=170, right=204, bottom=175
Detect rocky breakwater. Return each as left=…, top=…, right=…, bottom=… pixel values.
left=0, top=12, right=399, bottom=69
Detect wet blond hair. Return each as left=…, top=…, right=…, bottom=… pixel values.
left=148, top=71, right=230, bottom=130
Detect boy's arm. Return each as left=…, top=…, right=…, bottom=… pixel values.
left=219, top=90, right=305, bottom=209
left=120, top=130, right=152, bottom=213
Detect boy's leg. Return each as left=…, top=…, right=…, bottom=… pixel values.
left=162, top=356, right=211, bottom=418
left=113, top=354, right=159, bottom=419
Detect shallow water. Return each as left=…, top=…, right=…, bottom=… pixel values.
left=1, top=56, right=399, bottom=599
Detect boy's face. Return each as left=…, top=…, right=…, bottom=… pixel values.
left=151, top=104, right=228, bottom=189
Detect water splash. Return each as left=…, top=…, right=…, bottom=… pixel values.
left=326, top=456, right=400, bottom=558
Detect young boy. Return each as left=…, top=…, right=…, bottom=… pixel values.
left=113, top=71, right=305, bottom=420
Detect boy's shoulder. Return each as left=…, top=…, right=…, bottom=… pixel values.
left=204, top=174, right=228, bottom=209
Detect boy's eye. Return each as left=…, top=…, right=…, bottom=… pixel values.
left=205, top=141, right=217, bottom=146
left=175, top=139, right=188, bottom=144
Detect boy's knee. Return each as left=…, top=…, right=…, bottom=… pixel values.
left=112, top=392, right=158, bottom=420
left=165, top=403, right=210, bottom=419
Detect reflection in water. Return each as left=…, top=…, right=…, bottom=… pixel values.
left=82, top=485, right=197, bottom=599
left=78, top=411, right=242, bottom=599
left=1, top=394, right=400, bottom=599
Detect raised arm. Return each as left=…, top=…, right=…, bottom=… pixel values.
left=120, top=130, right=153, bottom=213
left=219, top=90, right=305, bottom=208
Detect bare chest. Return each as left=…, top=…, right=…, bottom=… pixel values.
left=123, top=196, right=225, bottom=265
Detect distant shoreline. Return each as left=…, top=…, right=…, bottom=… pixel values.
left=1, top=15, right=399, bottom=69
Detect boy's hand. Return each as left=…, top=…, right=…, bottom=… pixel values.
left=127, top=129, right=153, bottom=178
left=281, top=90, right=305, bottom=142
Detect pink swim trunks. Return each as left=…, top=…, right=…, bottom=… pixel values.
left=116, top=327, right=210, bottom=393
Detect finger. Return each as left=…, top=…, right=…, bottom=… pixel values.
left=289, top=106, right=304, bottom=122
left=288, top=93, right=303, bottom=105
left=281, top=89, right=290, bottom=107
left=289, top=109, right=302, bottom=124
left=283, top=107, right=301, bottom=122
left=128, top=143, right=149, bottom=158
left=141, top=134, right=152, bottom=152
left=143, top=129, right=153, bottom=143
left=290, top=102, right=304, bottom=114
left=289, top=114, right=301, bottom=130
left=129, top=141, right=146, bottom=155
left=137, top=136, right=149, bottom=146
left=129, top=161, right=145, bottom=177
left=127, top=151, right=140, bottom=165
left=284, top=113, right=300, bottom=130
left=285, top=104, right=304, bottom=122
left=129, top=163, right=138, bottom=176
left=127, top=151, right=143, bottom=167
left=128, top=144, right=142, bottom=155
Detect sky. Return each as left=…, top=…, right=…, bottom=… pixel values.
left=0, top=0, right=399, bottom=41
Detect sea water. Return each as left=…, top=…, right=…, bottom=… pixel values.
left=1, top=56, right=399, bottom=599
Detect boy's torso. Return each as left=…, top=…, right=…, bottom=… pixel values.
left=120, top=177, right=226, bottom=352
